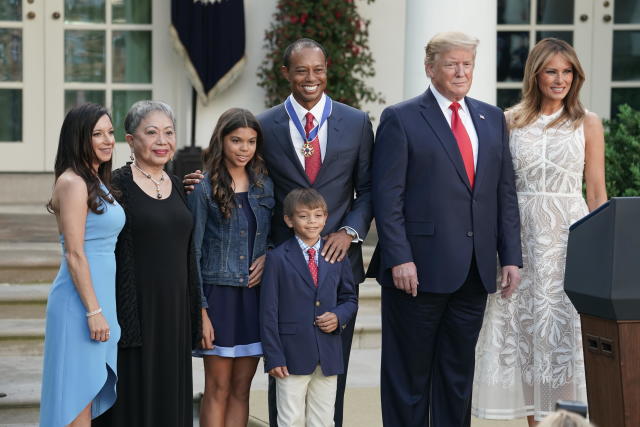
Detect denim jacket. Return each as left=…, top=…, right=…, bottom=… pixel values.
left=189, top=172, right=274, bottom=293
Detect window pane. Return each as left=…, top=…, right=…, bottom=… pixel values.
left=612, top=31, right=640, bottom=81
left=497, top=89, right=522, bottom=110
left=65, top=30, right=106, bottom=82
left=497, top=32, right=529, bottom=82
left=0, top=89, right=21, bottom=141
left=112, top=90, right=152, bottom=142
left=537, top=0, right=573, bottom=24
left=0, top=28, right=21, bottom=81
left=64, top=0, right=105, bottom=24
left=0, top=0, right=21, bottom=21
left=112, top=31, right=151, bottom=83
left=614, top=0, right=640, bottom=24
left=611, top=89, right=640, bottom=118
left=536, top=31, right=573, bottom=45
left=112, top=0, right=151, bottom=24
left=64, top=90, right=105, bottom=114
left=498, top=0, right=530, bottom=24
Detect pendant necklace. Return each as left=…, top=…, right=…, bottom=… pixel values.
left=133, top=162, right=165, bottom=199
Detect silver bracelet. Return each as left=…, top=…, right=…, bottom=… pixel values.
left=86, top=307, right=102, bottom=317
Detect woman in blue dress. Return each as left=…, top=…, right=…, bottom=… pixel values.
left=40, top=103, right=125, bottom=426
left=189, top=108, right=274, bottom=426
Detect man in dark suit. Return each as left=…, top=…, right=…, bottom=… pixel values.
left=258, top=38, right=373, bottom=426
left=368, top=31, right=523, bottom=426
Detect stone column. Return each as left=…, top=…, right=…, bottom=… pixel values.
left=403, top=0, right=497, bottom=104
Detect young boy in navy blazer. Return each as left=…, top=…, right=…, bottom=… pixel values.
left=260, top=188, right=358, bottom=427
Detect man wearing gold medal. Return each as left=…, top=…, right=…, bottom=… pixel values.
left=259, top=38, right=374, bottom=426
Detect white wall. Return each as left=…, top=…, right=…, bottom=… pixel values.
left=403, top=0, right=497, bottom=104
left=186, top=0, right=407, bottom=148
left=357, top=0, right=406, bottom=123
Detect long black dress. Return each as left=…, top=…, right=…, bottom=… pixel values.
left=95, top=182, right=193, bottom=426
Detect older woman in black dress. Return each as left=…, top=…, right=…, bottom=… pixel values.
left=94, top=100, right=208, bottom=427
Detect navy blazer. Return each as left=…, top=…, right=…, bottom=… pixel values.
left=257, top=100, right=374, bottom=283
left=260, top=237, right=358, bottom=376
left=368, top=89, right=523, bottom=294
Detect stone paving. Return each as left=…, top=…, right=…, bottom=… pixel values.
left=0, top=204, right=56, bottom=242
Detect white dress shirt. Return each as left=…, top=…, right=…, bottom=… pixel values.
left=287, top=93, right=328, bottom=167
left=430, top=85, right=479, bottom=169
left=286, top=93, right=361, bottom=242
left=295, top=235, right=321, bottom=264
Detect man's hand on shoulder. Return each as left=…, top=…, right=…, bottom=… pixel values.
left=391, top=262, right=418, bottom=297
left=500, top=265, right=521, bottom=298
left=322, top=230, right=352, bottom=263
left=183, top=169, right=204, bottom=194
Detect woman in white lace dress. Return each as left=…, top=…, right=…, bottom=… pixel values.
left=472, top=38, right=608, bottom=426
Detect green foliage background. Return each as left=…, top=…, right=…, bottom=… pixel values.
left=604, top=104, right=640, bottom=197
left=257, top=0, right=384, bottom=109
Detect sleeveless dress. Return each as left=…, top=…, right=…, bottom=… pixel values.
left=40, top=189, right=125, bottom=426
left=472, top=109, right=588, bottom=421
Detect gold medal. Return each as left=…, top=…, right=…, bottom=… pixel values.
left=301, top=142, right=315, bottom=158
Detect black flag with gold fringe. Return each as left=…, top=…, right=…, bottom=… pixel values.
left=170, top=0, right=246, bottom=104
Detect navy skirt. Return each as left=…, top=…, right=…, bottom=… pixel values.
left=193, top=283, right=262, bottom=358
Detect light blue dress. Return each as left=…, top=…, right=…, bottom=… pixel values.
left=40, top=190, right=125, bottom=426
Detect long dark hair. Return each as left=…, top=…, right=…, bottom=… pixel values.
left=202, top=108, right=268, bottom=219
left=47, top=103, right=117, bottom=214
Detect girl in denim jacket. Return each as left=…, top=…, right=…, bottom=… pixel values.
left=189, top=108, right=274, bottom=426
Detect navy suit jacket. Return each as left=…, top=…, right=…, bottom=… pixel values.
left=260, top=238, right=358, bottom=376
left=368, top=89, right=522, bottom=294
left=257, top=100, right=374, bottom=283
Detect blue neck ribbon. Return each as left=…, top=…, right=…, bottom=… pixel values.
left=284, top=95, right=333, bottom=143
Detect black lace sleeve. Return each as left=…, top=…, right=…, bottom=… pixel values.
left=112, top=166, right=143, bottom=348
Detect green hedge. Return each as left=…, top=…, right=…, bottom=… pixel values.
left=604, top=104, right=640, bottom=197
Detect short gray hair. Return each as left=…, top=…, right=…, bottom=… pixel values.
left=124, top=100, right=176, bottom=135
left=424, top=32, right=479, bottom=67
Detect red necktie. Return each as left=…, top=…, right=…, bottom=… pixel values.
left=449, top=102, right=475, bottom=188
left=307, top=248, right=318, bottom=287
left=304, top=112, right=322, bottom=184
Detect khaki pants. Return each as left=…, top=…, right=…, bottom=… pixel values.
left=276, top=365, right=337, bottom=427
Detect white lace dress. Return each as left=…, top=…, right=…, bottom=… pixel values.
left=472, top=109, right=588, bottom=421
